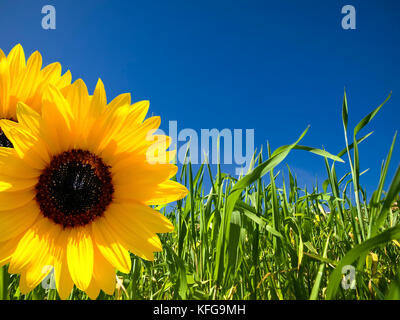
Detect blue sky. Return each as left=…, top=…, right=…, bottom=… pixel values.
left=0, top=0, right=399, bottom=196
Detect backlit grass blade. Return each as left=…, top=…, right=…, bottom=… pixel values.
left=373, top=165, right=400, bottom=234
left=337, top=131, right=374, bottom=158
left=326, top=224, right=400, bottom=299
left=369, top=132, right=398, bottom=236
left=309, top=233, right=331, bottom=300
left=273, top=145, right=344, bottom=163
left=213, top=127, right=310, bottom=285
left=354, top=92, right=391, bottom=137
left=0, top=266, right=9, bottom=300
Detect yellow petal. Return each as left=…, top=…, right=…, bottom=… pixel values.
left=85, top=277, right=100, bottom=300
left=55, top=70, right=72, bottom=88
left=112, top=160, right=177, bottom=187
left=91, top=217, right=131, bottom=273
left=0, top=119, right=49, bottom=169
left=128, top=100, right=149, bottom=124
left=15, top=51, right=42, bottom=102
left=19, top=260, right=52, bottom=295
left=114, top=178, right=188, bottom=206
left=26, top=62, right=62, bottom=112
left=9, top=217, right=59, bottom=273
left=0, top=147, right=41, bottom=178
left=0, top=58, right=11, bottom=116
left=0, top=174, right=36, bottom=192
left=144, top=180, right=189, bottom=205
left=89, top=104, right=132, bottom=153
left=0, top=201, right=40, bottom=242
left=41, top=84, right=75, bottom=153
left=93, top=246, right=116, bottom=296
left=114, top=200, right=174, bottom=233
left=0, top=189, right=35, bottom=211
left=54, top=259, right=74, bottom=300
left=66, top=227, right=94, bottom=291
left=107, top=93, right=131, bottom=110
left=65, top=79, right=90, bottom=130
left=116, top=116, right=161, bottom=153
left=90, top=78, right=107, bottom=117
left=7, top=44, right=26, bottom=84
left=40, top=62, right=62, bottom=83
left=53, top=229, right=74, bottom=300
left=16, top=102, right=41, bottom=137
left=0, top=237, right=20, bottom=267
left=104, top=204, right=161, bottom=261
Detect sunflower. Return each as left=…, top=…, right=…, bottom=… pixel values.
left=0, top=44, right=71, bottom=147
left=0, top=79, right=188, bottom=299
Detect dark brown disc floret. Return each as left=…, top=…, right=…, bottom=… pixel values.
left=0, top=118, right=16, bottom=148
left=35, top=149, right=114, bottom=228
left=0, top=127, right=13, bottom=148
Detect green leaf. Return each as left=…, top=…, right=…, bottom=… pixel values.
left=373, top=165, right=400, bottom=233
left=342, top=89, right=348, bottom=131
left=272, top=145, right=345, bottom=163
left=354, top=92, right=391, bottom=137
left=326, top=224, right=400, bottom=299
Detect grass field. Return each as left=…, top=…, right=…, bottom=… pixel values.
left=1, top=91, right=399, bottom=300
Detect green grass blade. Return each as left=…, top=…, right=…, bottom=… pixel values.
left=326, top=224, right=400, bottom=299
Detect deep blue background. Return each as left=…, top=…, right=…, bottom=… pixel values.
left=0, top=0, right=399, bottom=196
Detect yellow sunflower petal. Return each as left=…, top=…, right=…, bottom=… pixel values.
left=114, top=200, right=174, bottom=233
left=0, top=49, right=5, bottom=61
left=9, top=217, right=59, bottom=273
left=0, top=119, right=49, bottom=169
left=0, top=189, right=35, bottom=211
left=66, top=227, right=94, bottom=291
left=104, top=204, right=160, bottom=261
left=0, top=147, right=41, bottom=178
left=107, top=93, right=131, bottom=111
left=15, top=51, right=42, bottom=102
left=0, top=174, right=36, bottom=192
left=41, top=84, right=75, bottom=153
left=85, top=277, right=100, bottom=300
left=89, top=103, right=132, bottom=153
left=0, top=58, right=11, bottom=116
left=114, top=178, right=188, bottom=206
left=53, top=229, right=74, bottom=300
left=91, top=217, right=131, bottom=273
left=40, top=62, right=62, bottom=83
left=112, top=160, right=177, bottom=187
left=144, top=180, right=189, bottom=205
left=93, top=246, right=116, bottom=296
left=19, top=260, right=52, bottom=295
left=116, top=116, right=161, bottom=153
left=90, top=78, right=107, bottom=117
left=7, top=44, right=26, bottom=84
left=54, top=258, right=74, bottom=300
left=0, top=201, right=40, bottom=242
left=128, top=100, right=149, bottom=124
left=0, top=237, right=20, bottom=267
left=16, top=102, right=41, bottom=137
left=65, top=79, right=90, bottom=130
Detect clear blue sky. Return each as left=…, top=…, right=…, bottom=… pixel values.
left=0, top=0, right=399, bottom=196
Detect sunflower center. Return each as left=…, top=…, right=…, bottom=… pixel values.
left=35, top=149, right=114, bottom=228
left=0, top=118, right=16, bottom=148
left=0, top=127, right=13, bottom=148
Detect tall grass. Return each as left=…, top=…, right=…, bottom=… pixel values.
left=1, top=91, right=399, bottom=300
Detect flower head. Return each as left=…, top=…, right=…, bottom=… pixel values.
left=0, top=44, right=71, bottom=147
left=0, top=79, right=188, bottom=299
